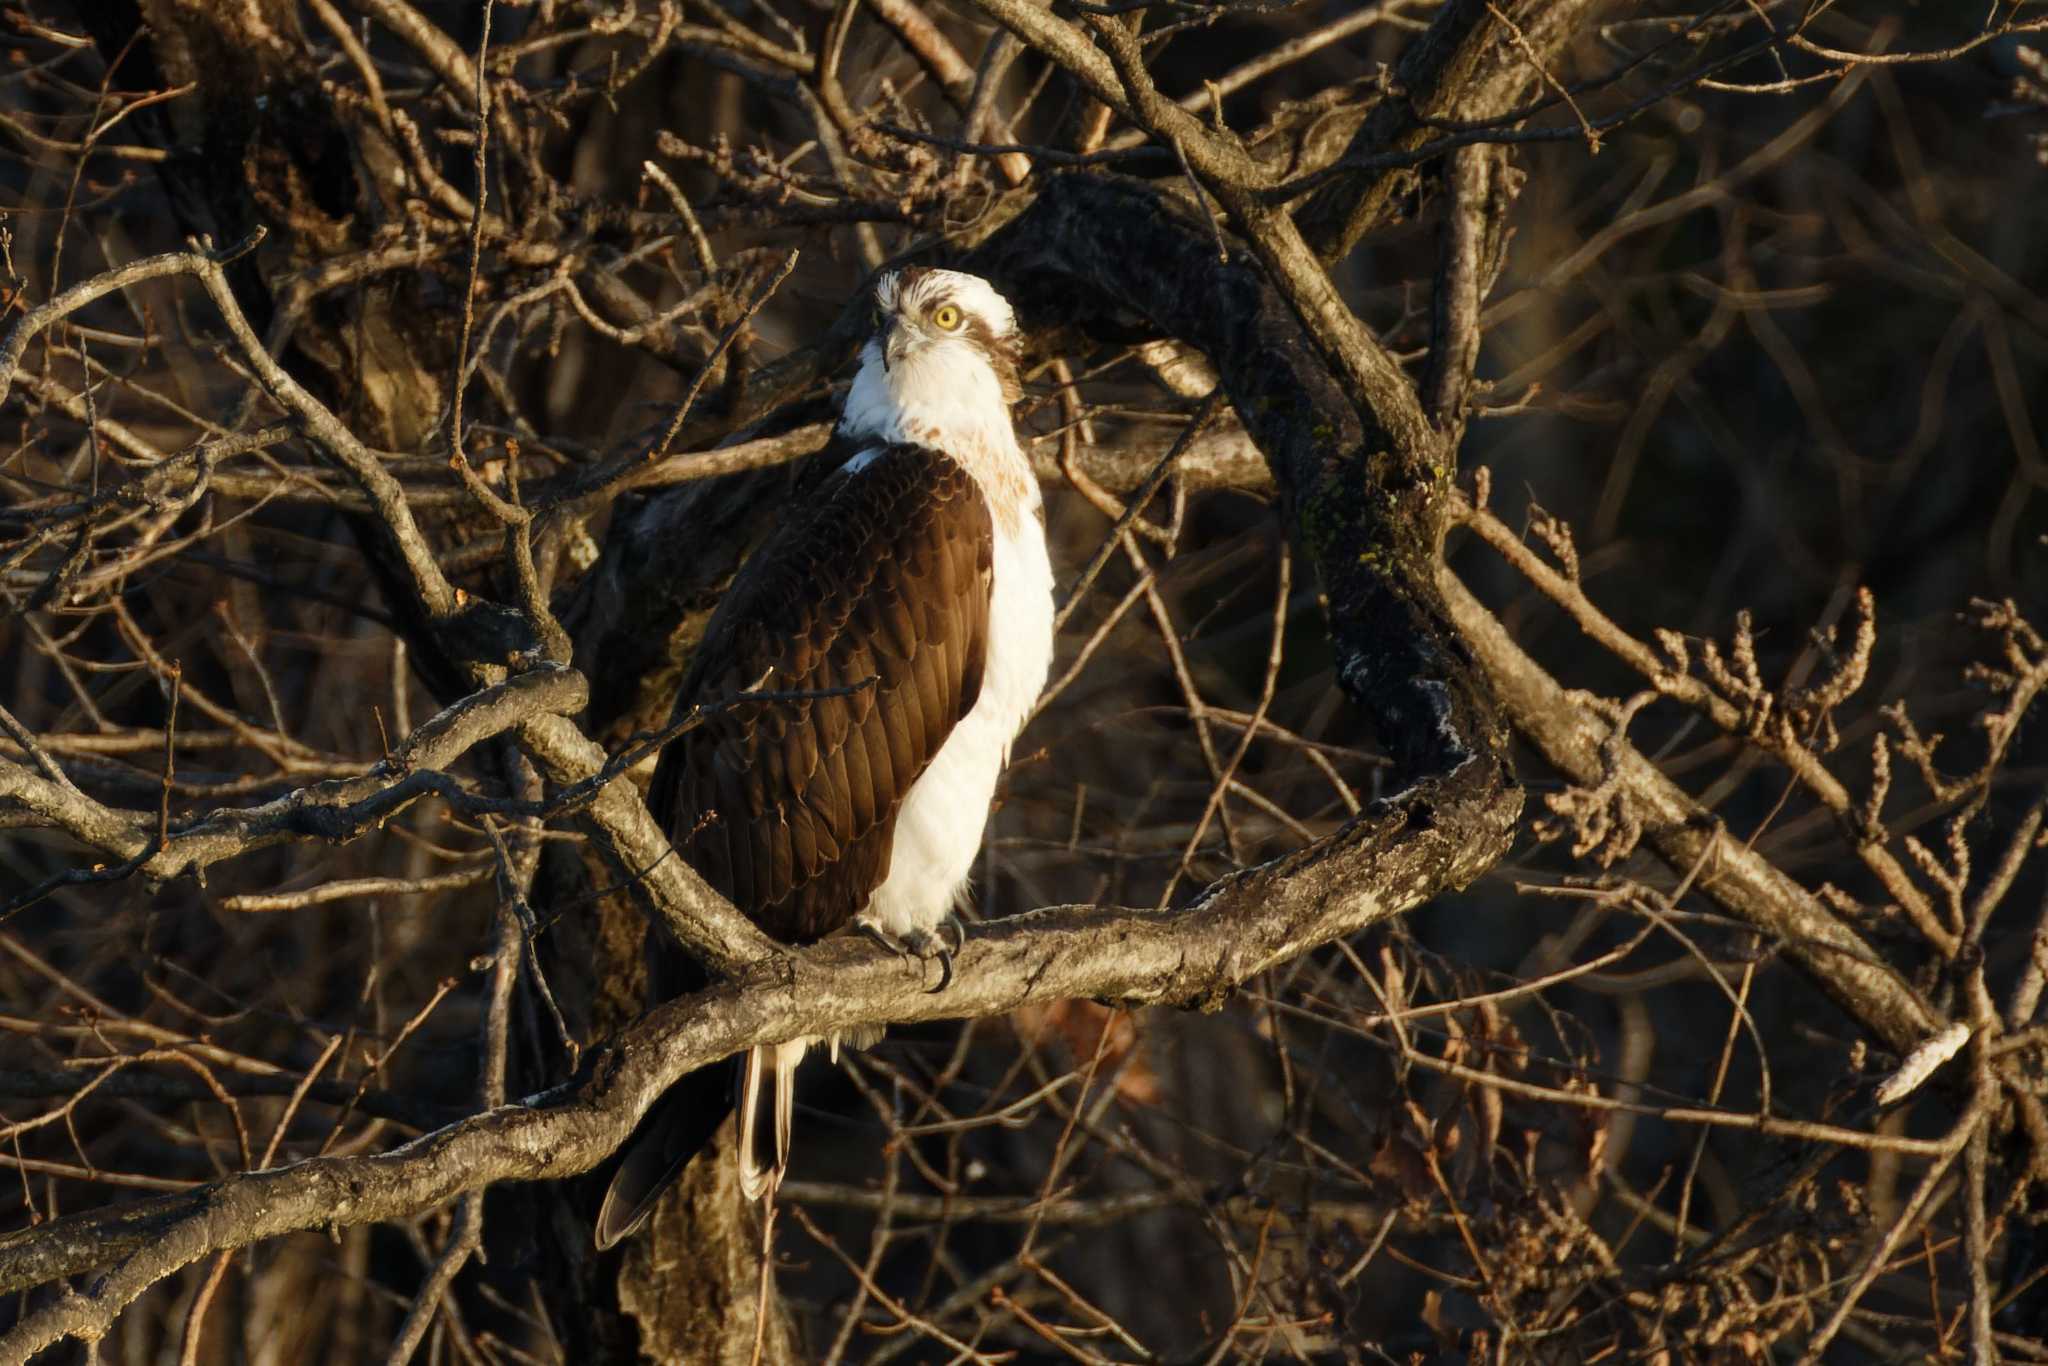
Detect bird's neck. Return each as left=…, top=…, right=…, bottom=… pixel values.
left=840, top=345, right=1038, bottom=532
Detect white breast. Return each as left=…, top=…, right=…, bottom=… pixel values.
left=862, top=502, right=1054, bottom=939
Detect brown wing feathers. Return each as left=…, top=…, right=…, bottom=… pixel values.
left=647, top=442, right=994, bottom=944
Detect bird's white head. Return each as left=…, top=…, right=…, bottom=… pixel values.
left=841, top=267, right=1024, bottom=460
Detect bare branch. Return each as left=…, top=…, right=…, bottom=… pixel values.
left=0, top=771, right=1511, bottom=1349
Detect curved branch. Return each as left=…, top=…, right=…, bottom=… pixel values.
left=0, top=665, right=588, bottom=891
left=0, top=236, right=260, bottom=406
left=973, top=174, right=1498, bottom=781
left=0, top=774, right=1512, bottom=1352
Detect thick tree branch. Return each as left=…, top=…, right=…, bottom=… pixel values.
left=1437, top=564, right=1939, bottom=1053
left=0, top=771, right=1512, bottom=1351
left=1454, top=496, right=1955, bottom=954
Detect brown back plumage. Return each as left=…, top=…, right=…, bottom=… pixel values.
left=647, top=440, right=995, bottom=941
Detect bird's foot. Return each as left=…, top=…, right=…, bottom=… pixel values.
left=855, top=917, right=965, bottom=993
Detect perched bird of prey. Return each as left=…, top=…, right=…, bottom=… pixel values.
left=595, top=267, right=1054, bottom=1248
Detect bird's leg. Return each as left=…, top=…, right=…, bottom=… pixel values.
left=854, top=918, right=960, bottom=993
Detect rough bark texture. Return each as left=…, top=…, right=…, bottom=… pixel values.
left=615, top=1128, right=798, bottom=1366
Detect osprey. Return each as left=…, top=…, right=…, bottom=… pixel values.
left=595, top=268, right=1054, bottom=1248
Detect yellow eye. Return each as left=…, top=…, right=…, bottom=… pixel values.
left=932, top=304, right=963, bottom=331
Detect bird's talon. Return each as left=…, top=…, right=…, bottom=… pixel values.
left=857, top=921, right=907, bottom=958
left=857, top=920, right=959, bottom=992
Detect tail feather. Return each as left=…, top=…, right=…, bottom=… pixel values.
left=612, top=1029, right=884, bottom=1223
left=737, top=1043, right=768, bottom=1200
left=739, top=1040, right=809, bottom=1200
left=772, top=1043, right=798, bottom=1189
left=594, top=1062, right=736, bottom=1250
